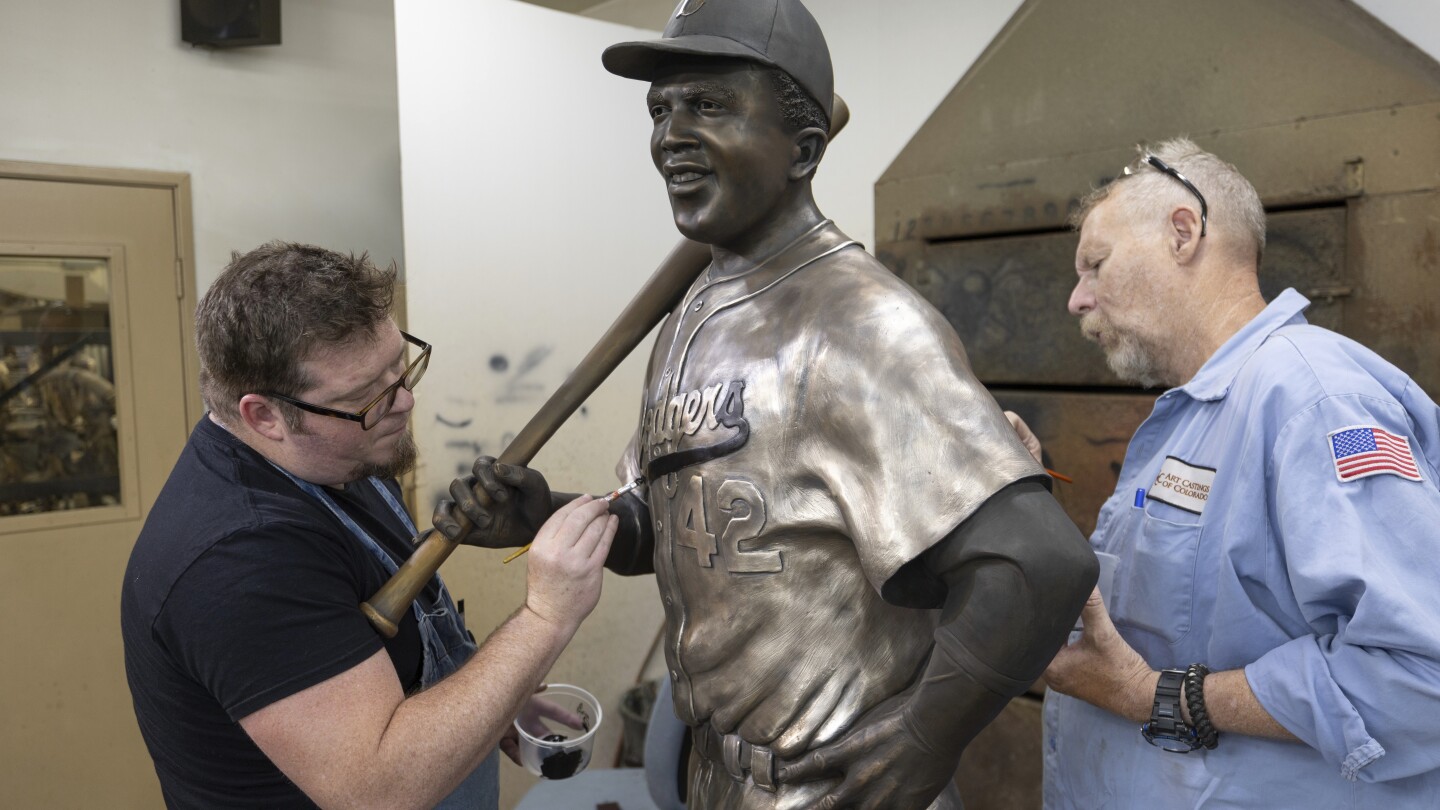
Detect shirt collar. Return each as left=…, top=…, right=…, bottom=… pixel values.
left=1179, top=288, right=1311, bottom=401
left=699, top=219, right=854, bottom=290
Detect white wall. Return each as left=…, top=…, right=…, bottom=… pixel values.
left=394, top=1, right=676, bottom=804
left=0, top=0, right=404, bottom=290
left=1359, top=0, right=1440, bottom=62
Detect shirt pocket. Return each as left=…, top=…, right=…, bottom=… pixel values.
left=1111, top=505, right=1204, bottom=646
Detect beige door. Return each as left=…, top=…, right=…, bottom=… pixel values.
left=0, top=162, right=199, bottom=808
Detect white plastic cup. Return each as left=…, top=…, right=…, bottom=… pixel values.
left=513, top=684, right=603, bottom=780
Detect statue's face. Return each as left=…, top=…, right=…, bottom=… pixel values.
left=647, top=60, right=795, bottom=249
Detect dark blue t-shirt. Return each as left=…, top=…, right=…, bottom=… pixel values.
left=121, top=417, right=438, bottom=808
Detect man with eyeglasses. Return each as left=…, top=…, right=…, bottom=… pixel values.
left=1024, top=139, right=1440, bottom=807
left=121, top=241, right=618, bottom=809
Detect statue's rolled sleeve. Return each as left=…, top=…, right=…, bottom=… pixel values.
left=926, top=481, right=1097, bottom=696
left=790, top=268, right=1047, bottom=597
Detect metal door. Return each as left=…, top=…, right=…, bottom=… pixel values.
left=0, top=161, right=198, bottom=808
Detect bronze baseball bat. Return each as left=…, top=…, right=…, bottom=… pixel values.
left=361, top=94, right=851, bottom=638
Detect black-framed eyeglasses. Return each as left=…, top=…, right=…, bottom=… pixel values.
left=1123, top=154, right=1208, bottom=237
left=261, top=331, right=431, bottom=430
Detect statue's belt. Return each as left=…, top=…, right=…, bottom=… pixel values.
left=692, top=721, right=779, bottom=792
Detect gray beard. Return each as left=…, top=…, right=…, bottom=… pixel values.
left=1081, top=311, right=1167, bottom=389
left=1102, top=330, right=1166, bottom=389
left=351, top=427, right=418, bottom=481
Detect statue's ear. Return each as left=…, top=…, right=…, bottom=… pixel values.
left=790, top=127, right=828, bottom=181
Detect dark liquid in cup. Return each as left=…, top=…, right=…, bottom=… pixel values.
left=537, top=702, right=592, bottom=779
left=540, top=736, right=584, bottom=780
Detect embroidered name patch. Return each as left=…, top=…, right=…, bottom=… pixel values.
left=1329, top=425, right=1423, bottom=483
left=1148, top=456, right=1216, bottom=515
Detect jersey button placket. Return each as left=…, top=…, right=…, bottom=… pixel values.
left=657, top=494, right=693, bottom=714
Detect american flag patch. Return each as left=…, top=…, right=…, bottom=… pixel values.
left=1329, top=425, right=1423, bottom=483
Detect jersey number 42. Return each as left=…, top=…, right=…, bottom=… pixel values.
left=671, top=474, right=781, bottom=574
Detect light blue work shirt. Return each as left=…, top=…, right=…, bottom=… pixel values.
left=1044, top=289, right=1440, bottom=809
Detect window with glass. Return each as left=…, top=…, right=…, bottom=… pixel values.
left=0, top=257, right=119, bottom=515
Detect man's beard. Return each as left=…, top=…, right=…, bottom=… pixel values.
left=1081, top=312, right=1166, bottom=388
left=351, top=426, right=418, bottom=480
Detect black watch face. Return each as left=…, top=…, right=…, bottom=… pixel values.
left=1142, top=723, right=1198, bottom=753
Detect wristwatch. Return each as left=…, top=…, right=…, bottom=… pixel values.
left=1141, top=669, right=1200, bottom=753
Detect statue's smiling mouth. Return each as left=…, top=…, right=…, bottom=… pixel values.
left=665, top=162, right=711, bottom=193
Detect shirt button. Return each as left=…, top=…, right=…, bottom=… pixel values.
left=663, top=596, right=673, bottom=606
left=656, top=520, right=664, bottom=531
left=693, top=301, right=704, bottom=311
left=671, top=669, right=680, bottom=680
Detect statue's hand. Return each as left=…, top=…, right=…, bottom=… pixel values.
left=432, top=456, right=555, bottom=549
left=777, top=694, right=960, bottom=810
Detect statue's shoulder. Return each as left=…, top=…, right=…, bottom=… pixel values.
left=788, top=241, right=985, bottom=402
left=806, top=243, right=950, bottom=333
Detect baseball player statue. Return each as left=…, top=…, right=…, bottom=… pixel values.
left=435, top=0, right=1097, bottom=807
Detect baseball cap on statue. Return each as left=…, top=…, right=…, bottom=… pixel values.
left=602, top=0, right=834, bottom=120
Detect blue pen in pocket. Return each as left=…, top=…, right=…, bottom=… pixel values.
left=1134, top=488, right=1146, bottom=508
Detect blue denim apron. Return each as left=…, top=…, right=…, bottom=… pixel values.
left=282, top=471, right=500, bottom=810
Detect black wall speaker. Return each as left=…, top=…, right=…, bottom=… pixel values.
left=181, top=0, right=281, bottom=48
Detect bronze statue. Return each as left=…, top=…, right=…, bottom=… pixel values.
left=437, top=0, right=1097, bottom=807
